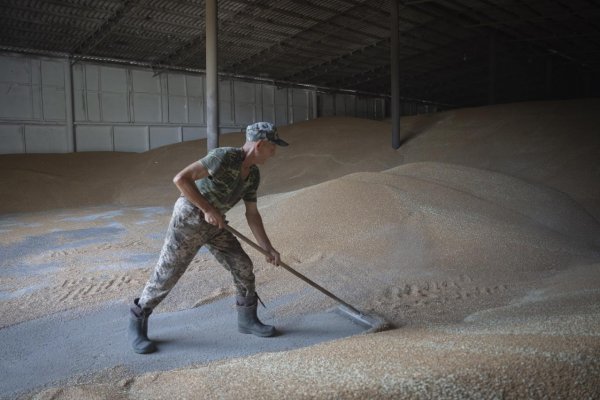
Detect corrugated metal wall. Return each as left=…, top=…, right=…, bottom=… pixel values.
left=0, top=53, right=385, bottom=154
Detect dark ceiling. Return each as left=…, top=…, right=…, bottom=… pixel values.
left=1, top=0, right=599, bottom=108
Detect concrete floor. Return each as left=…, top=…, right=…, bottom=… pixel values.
left=0, top=207, right=365, bottom=398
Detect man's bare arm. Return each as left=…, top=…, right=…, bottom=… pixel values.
left=244, top=201, right=281, bottom=266
left=173, top=161, right=224, bottom=228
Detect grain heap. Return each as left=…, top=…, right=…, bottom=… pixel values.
left=2, top=99, right=599, bottom=399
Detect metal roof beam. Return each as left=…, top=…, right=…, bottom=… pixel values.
left=279, top=0, right=481, bottom=84
left=296, top=24, right=484, bottom=86
left=70, top=0, right=144, bottom=55
left=223, top=0, right=384, bottom=73
left=151, top=0, right=279, bottom=70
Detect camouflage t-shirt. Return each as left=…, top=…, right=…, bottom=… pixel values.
left=196, top=147, right=260, bottom=214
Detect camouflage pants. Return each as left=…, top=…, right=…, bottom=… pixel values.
left=138, top=196, right=255, bottom=310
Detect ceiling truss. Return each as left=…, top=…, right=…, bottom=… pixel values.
left=0, top=0, right=598, bottom=108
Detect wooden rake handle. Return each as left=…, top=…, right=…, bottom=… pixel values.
left=224, top=224, right=362, bottom=315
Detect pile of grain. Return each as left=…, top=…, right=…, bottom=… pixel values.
left=2, top=99, right=599, bottom=399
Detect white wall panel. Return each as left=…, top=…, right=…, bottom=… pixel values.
left=98, top=66, right=128, bottom=123
left=219, top=80, right=232, bottom=101
left=234, top=81, right=256, bottom=125
left=72, top=64, right=84, bottom=90
left=160, top=74, right=169, bottom=123
left=375, top=99, right=384, bottom=119
left=235, top=103, right=255, bottom=125
left=41, top=61, right=64, bottom=87
left=0, top=56, right=30, bottom=83
left=290, top=89, right=308, bottom=123
left=371, top=99, right=378, bottom=117
left=357, top=98, right=368, bottom=117
left=0, top=83, right=32, bottom=119
left=87, top=92, right=101, bottom=121
left=132, top=70, right=160, bottom=93
left=220, top=127, right=241, bottom=134
left=76, top=125, right=112, bottom=152
left=31, top=60, right=41, bottom=85
left=25, top=125, right=68, bottom=153
left=254, top=84, right=263, bottom=121
left=32, top=86, right=43, bottom=120
left=168, top=73, right=186, bottom=96
left=292, top=106, right=308, bottom=123
left=0, top=55, right=34, bottom=120
left=308, top=91, right=316, bottom=119
left=261, top=106, right=275, bottom=123
left=86, top=65, right=99, bottom=91
left=262, top=85, right=274, bottom=105
left=274, top=88, right=288, bottom=126
left=292, top=89, right=307, bottom=107
left=260, top=85, right=275, bottom=123
left=187, top=76, right=203, bottom=97
left=100, top=66, right=126, bottom=92
left=134, top=93, right=162, bottom=122
left=219, top=102, right=233, bottom=125
left=345, top=95, right=356, bottom=116
left=101, top=93, right=128, bottom=122
left=234, top=81, right=254, bottom=103
left=219, top=80, right=234, bottom=125
left=274, top=87, right=287, bottom=105
left=335, top=94, right=346, bottom=115
left=183, top=126, right=206, bottom=141
left=150, top=126, right=181, bottom=149
left=42, top=86, right=66, bottom=120
left=275, top=105, right=288, bottom=126
left=30, top=60, right=43, bottom=120
left=114, top=126, right=148, bottom=152
left=0, top=125, right=24, bottom=154
left=168, top=96, right=187, bottom=123
left=0, top=54, right=385, bottom=154
left=320, top=94, right=335, bottom=117
left=73, top=89, right=86, bottom=121
left=131, top=70, right=162, bottom=126
left=188, top=97, right=204, bottom=123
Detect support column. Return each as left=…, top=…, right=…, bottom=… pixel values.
left=206, top=0, right=219, bottom=151
left=488, top=30, right=497, bottom=105
left=390, top=0, right=400, bottom=149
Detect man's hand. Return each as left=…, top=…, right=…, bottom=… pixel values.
left=245, top=201, right=279, bottom=266
left=204, top=207, right=225, bottom=229
left=265, top=247, right=281, bottom=266
left=173, top=161, right=223, bottom=227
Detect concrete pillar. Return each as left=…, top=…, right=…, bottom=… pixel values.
left=206, top=0, right=219, bottom=151
left=390, top=0, right=400, bottom=149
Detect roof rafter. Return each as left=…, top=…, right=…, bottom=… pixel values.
left=70, top=0, right=146, bottom=55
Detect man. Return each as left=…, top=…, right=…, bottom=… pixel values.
left=128, top=122, right=288, bottom=354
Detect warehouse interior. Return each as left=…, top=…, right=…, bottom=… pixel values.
left=1, top=0, right=598, bottom=153
left=2, top=0, right=598, bottom=104
left=0, top=1, right=599, bottom=399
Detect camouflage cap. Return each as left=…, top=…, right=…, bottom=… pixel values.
left=246, top=122, right=288, bottom=146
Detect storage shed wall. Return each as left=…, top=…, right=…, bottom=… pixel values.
left=0, top=53, right=385, bottom=154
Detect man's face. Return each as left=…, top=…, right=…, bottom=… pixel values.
left=256, top=140, right=277, bottom=164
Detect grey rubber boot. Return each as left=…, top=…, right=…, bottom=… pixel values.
left=236, top=293, right=276, bottom=337
left=128, top=298, right=157, bottom=354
